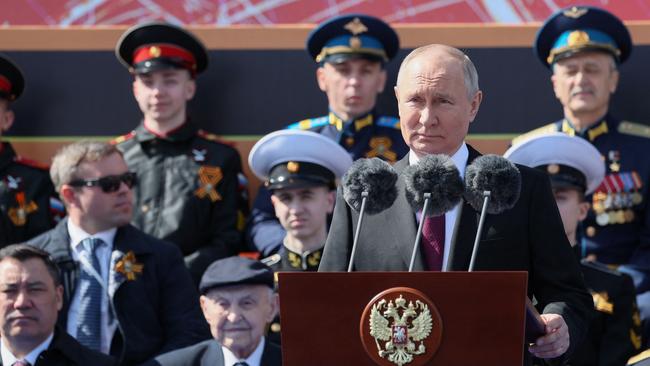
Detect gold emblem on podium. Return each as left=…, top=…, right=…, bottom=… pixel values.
left=360, top=287, right=442, bottom=366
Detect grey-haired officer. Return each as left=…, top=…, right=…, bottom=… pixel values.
left=513, top=6, right=650, bottom=343
left=149, top=256, right=281, bottom=366
left=506, top=133, right=642, bottom=365
left=247, top=14, right=407, bottom=257
left=112, top=22, right=248, bottom=284
left=0, top=55, right=64, bottom=246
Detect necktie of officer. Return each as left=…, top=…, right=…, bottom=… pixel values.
left=421, top=214, right=445, bottom=271
left=76, top=237, right=103, bottom=351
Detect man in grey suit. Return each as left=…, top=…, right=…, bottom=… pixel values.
left=319, top=44, right=592, bottom=363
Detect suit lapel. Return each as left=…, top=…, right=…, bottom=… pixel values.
left=393, top=156, right=425, bottom=271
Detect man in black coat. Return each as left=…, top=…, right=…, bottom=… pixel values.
left=0, top=244, right=115, bottom=366
left=319, top=44, right=592, bottom=364
left=28, top=141, right=210, bottom=365
left=149, top=256, right=281, bottom=366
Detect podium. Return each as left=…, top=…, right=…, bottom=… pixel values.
left=278, top=271, right=535, bottom=366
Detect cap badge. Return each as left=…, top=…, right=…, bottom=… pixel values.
left=344, top=17, right=368, bottom=35
left=149, top=46, right=162, bottom=58
left=547, top=164, right=560, bottom=175
left=568, top=31, right=590, bottom=47
left=350, top=36, right=362, bottom=50
left=563, top=7, right=588, bottom=19
left=287, top=161, right=300, bottom=173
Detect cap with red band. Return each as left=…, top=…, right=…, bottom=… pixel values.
left=0, top=55, right=24, bottom=101
left=116, top=22, right=208, bottom=76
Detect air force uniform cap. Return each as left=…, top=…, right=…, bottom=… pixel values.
left=0, top=55, right=24, bottom=101
left=249, top=129, right=353, bottom=191
left=535, top=6, right=631, bottom=68
left=504, top=132, right=605, bottom=195
left=307, top=14, right=399, bottom=64
left=116, top=22, right=208, bottom=76
left=199, top=256, right=274, bottom=295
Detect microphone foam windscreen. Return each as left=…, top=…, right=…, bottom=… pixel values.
left=403, top=154, right=463, bottom=217
left=342, top=158, right=398, bottom=215
left=464, top=154, right=521, bottom=214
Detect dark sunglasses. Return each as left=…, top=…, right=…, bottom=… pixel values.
left=68, top=172, right=137, bottom=193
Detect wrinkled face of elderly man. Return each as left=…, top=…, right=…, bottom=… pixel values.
left=394, top=45, right=482, bottom=157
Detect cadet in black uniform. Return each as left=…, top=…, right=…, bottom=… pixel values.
left=247, top=14, right=407, bottom=256
left=112, top=23, right=247, bottom=283
left=248, top=129, right=352, bottom=343
left=0, top=55, right=63, bottom=246
left=506, top=132, right=642, bottom=365
left=514, top=5, right=650, bottom=344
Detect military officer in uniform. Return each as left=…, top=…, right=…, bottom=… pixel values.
left=506, top=133, right=642, bottom=366
left=112, top=23, right=247, bottom=284
left=514, top=5, right=650, bottom=344
left=0, top=55, right=63, bottom=246
left=247, top=14, right=407, bottom=256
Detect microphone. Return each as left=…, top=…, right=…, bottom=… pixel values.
left=341, top=158, right=398, bottom=272
left=463, top=154, right=521, bottom=271
left=403, top=154, right=464, bottom=271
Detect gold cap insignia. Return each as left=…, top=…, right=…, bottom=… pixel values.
left=287, top=161, right=300, bottom=173
left=344, top=17, right=368, bottom=35
left=567, top=30, right=590, bottom=47
left=361, top=287, right=442, bottom=365
left=547, top=164, right=560, bottom=175
left=563, top=7, right=588, bottom=19
left=149, top=46, right=162, bottom=58
left=349, top=36, right=362, bottom=50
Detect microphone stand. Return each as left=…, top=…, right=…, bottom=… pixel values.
left=347, top=191, right=368, bottom=272
left=408, top=193, right=431, bottom=272
left=468, top=191, right=491, bottom=272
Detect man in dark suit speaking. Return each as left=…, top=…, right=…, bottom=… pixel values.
left=319, top=44, right=592, bottom=362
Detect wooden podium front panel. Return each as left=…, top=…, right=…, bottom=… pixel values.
left=278, top=271, right=528, bottom=366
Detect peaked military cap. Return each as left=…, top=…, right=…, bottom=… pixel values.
left=200, top=256, right=274, bottom=294
left=535, top=6, right=631, bottom=68
left=307, top=14, right=399, bottom=64
left=116, top=22, right=208, bottom=76
left=504, top=132, right=605, bottom=194
left=249, top=129, right=353, bottom=191
left=0, top=55, right=24, bottom=101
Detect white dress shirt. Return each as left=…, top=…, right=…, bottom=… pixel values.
left=408, top=143, right=469, bottom=271
left=66, top=220, right=118, bottom=354
left=1, top=332, right=53, bottom=365
left=222, top=337, right=265, bottom=366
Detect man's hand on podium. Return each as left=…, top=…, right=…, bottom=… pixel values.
left=528, top=314, right=569, bottom=359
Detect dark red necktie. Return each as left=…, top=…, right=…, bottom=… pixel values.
left=421, top=214, right=445, bottom=271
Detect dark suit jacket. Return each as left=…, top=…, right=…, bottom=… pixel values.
left=319, top=145, right=592, bottom=363
left=147, top=338, right=282, bottom=366
left=28, top=220, right=211, bottom=366
left=0, top=328, right=116, bottom=366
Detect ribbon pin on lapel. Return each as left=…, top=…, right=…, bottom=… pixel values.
left=114, top=251, right=144, bottom=281
left=195, top=166, right=223, bottom=202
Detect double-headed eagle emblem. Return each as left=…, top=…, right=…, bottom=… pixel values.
left=369, top=295, right=433, bottom=366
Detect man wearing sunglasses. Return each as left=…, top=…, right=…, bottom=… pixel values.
left=112, top=22, right=247, bottom=284
left=28, top=141, right=210, bottom=365
left=0, top=54, right=64, bottom=246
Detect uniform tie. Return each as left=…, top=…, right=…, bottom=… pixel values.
left=421, top=214, right=445, bottom=271
left=76, top=237, right=104, bottom=351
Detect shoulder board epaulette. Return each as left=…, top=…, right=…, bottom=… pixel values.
left=580, top=259, right=623, bottom=276
left=618, top=121, right=650, bottom=138
left=287, top=116, right=329, bottom=130
left=511, top=123, right=559, bottom=145
left=13, top=156, right=49, bottom=170
left=376, top=116, right=400, bottom=129
left=110, top=131, right=136, bottom=145
left=261, top=254, right=281, bottom=267
left=197, top=129, right=235, bottom=147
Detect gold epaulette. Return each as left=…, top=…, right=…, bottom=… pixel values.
left=110, top=131, right=135, bottom=145
left=619, top=121, right=650, bottom=138
left=511, top=123, right=558, bottom=145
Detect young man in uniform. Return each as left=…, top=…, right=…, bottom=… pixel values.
left=112, top=23, right=247, bottom=283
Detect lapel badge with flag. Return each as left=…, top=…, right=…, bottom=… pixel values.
left=115, top=251, right=144, bottom=281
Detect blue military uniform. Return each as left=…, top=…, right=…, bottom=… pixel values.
left=246, top=14, right=407, bottom=256
left=516, top=5, right=650, bottom=346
